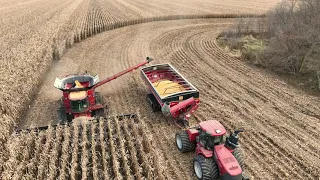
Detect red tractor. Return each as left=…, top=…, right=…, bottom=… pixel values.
left=53, top=57, right=153, bottom=124
left=175, top=120, right=249, bottom=180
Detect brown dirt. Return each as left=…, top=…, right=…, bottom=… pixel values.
left=11, top=19, right=320, bottom=180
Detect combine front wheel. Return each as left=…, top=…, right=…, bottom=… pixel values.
left=193, top=155, right=218, bottom=180
left=93, top=108, right=106, bottom=118
left=175, top=131, right=195, bottom=152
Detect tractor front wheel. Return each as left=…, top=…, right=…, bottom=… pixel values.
left=193, top=155, right=218, bottom=180
left=232, top=148, right=245, bottom=171
left=175, top=131, right=195, bottom=152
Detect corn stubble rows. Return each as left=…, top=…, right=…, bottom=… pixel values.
left=3, top=116, right=167, bottom=180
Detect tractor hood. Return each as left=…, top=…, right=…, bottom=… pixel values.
left=214, top=144, right=242, bottom=178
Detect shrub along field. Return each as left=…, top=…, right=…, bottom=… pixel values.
left=218, top=0, right=320, bottom=91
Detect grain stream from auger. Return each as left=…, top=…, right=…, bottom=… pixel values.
left=6, top=18, right=319, bottom=180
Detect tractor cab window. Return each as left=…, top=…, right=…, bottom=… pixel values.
left=207, top=136, right=223, bottom=149
left=70, top=98, right=89, bottom=112
left=199, top=130, right=224, bottom=150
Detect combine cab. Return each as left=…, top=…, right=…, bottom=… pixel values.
left=175, top=120, right=250, bottom=180
left=54, top=73, right=103, bottom=122
left=141, top=63, right=200, bottom=128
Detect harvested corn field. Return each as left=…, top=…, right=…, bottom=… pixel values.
left=1, top=0, right=320, bottom=180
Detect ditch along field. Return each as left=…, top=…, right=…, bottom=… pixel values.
left=2, top=0, right=320, bottom=180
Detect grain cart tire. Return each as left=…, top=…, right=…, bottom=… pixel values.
left=147, top=93, right=161, bottom=112
left=193, top=155, right=218, bottom=180
left=175, top=131, right=195, bottom=152
left=232, top=148, right=245, bottom=171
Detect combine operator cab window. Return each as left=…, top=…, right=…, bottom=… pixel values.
left=199, top=130, right=224, bottom=150
left=70, top=98, right=89, bottom=112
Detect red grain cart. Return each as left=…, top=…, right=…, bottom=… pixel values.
left=141, top=63, right=200, bottom=127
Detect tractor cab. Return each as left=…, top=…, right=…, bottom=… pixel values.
left=197, top=120, right=227, bottom=150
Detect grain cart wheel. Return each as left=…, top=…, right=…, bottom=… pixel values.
left=232, top=148, right=245, bottom=171
left=175, top=131, right=195, bottom=152
left=193, top=155, right=218, bottom=180
left=147, top=93, right=161, bottom=112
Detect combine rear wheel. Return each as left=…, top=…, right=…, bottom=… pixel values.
left=93, top=108, right=106, bottom=118
left=95, top=92, right=105, bottom=104
left=95, top=92, right=108, bottom=116
left=193, top=155, right=218, bottom=180
left=175, top=131, right=195, bottom=152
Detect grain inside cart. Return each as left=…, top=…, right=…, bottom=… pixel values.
left=141, top=63, right=200, bottom=127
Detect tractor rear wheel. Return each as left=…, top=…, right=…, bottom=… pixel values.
left=147, top=93, right=161, bottom=112
left=175, top=131, right=195, bottom=152
left=232, top=148, right=245, bottom=171
left=193, top=155, right=218, bottom=180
